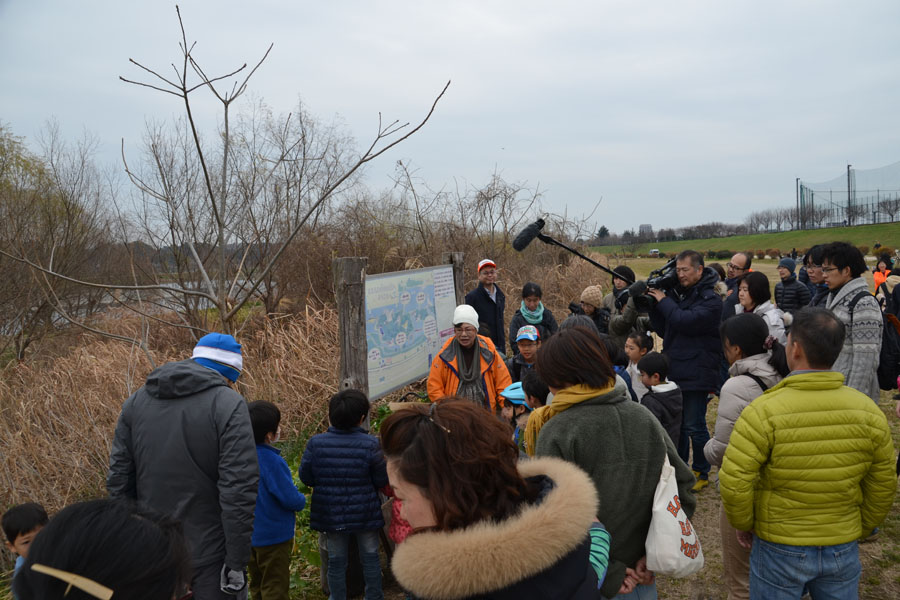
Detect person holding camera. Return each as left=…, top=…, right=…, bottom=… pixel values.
left=648, top=250, right=723, bottom=492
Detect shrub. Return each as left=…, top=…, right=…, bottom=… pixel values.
left=706, top=249, right=717, bottom=259
left=755, top=249, right=765, bottom=259
left=715, top=250, right=732, bottom=260
left=858, top=245, right=870, bottom=256
left=878, top=246, right=894, bottom=258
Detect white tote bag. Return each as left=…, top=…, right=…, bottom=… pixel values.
left=645, top=454, right=704, bottom=577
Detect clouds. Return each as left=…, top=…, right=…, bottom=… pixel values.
left=2, top=1, right=899, bottom=232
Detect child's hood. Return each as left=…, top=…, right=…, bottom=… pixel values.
left=145, top=359, right=231, bottom=399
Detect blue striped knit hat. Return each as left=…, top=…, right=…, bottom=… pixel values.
left=191, top=333, right=243, bottom=382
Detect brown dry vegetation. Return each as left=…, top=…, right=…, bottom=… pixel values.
left=1, top=255, right=899, bottom=600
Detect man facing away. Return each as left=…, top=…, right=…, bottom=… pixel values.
left=719, top=308, right=896, bottom=600
left=107, top=333, right=259, bottom=599
left=464, top=258, right=506, bottom=354
left=648, top=249, right=723, bottom=492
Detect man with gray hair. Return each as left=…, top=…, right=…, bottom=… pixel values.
left=720, top=308, right=896, bottom=599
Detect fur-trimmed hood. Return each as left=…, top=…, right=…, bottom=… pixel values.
left=391, top=457, right=598, bottom=600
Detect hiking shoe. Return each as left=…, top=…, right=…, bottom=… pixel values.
left=692, top=478, right=710, bottom=492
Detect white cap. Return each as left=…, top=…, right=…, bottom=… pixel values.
left=453, top=305, right=480, bottom=330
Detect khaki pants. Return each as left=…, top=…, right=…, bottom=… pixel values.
left=248, top=539, right=294, bottom=600
left=720, top=502, right=750, bottom=600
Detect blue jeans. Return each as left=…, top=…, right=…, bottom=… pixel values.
left=606, top=582, right=658, bottom=600
left=750, top=538, right=860, bottom=600
left=324, top=530, right=383, bottom=600
left=678, top=390, right=711, bottom=477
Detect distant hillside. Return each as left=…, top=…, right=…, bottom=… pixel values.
left=592, top=222, right=900, bottom=256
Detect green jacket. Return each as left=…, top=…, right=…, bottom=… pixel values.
left=720, top=370, right=897, bottom=546
left=535, top=378, right=696, bottom=598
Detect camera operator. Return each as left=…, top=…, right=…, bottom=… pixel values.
left=647, top=250, right=723, bottom=492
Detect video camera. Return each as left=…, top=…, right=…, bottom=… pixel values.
left=613, top=258, right=678, bottom=311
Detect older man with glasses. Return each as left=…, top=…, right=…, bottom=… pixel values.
left=427, top=304, right=512, bottom=414
left=721, top=252, right=752, bottom=323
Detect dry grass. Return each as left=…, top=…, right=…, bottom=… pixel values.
left=2, top=254, right=899, bottom=599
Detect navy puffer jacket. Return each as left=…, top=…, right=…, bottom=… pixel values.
left=774, top=274, right=811, bottom=313
left=299, top=427, right=389, bottom=532
left=650, top=267, right=724, bottom=392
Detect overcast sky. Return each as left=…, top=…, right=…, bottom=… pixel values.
left=3, top=1, right=900, bottom=233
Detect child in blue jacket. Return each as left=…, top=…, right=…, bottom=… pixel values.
left=248, top=401, right=307, bottom=600
left=300, top=389, right=388, bottom=600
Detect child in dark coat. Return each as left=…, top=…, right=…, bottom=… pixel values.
left=637, top=352, right=683, bottom=447
left=248, top=401, right=307, bottom=600
left=300, top=390, right=389, bottom=600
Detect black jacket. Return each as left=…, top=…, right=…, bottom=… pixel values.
left=774, top=274, right=811, bottom=313
left=107, top=360, right=259, bottom=569
left=508, top=308, right=558, bottom=355
left=465, top=285, right=506, bottom=353
left=505, top=352, right=536, bottom=383
left=809, top=283, right=830, bottom=307
left=650, top=267, right=724, bottom=392
left=640, top=383, right=683, bottom=447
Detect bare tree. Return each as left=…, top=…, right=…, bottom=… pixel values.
left=878, top=196, right=900, bottom=222
left=3, top=7, right=449, bottom=337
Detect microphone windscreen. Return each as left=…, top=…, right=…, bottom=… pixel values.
left=512, top=219, right=545, bottom=252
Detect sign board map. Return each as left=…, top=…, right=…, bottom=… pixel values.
left=365, top=265, right=457, bottom=399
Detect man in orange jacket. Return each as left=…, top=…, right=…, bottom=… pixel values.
left=427, top=305, right=512, bottom=413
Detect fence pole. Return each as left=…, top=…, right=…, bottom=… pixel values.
left=441, top=251, right=466, bottom=305
left=332, top=257, right=369, bottom=395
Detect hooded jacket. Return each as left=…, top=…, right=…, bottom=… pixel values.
left=734, top=300, right=786, bottom=344
left=719, top=371, right=897, bottom=545
left=391, top=458, right=600, bottom=600
left=650, top=267, right=724, bottom=391
left=601, top=294, right=650, bottom=350
left=826, top=277, right=883, bottom=401
left=774, top=274, right=811, bottom=313
left=107, top=359, right=258, bottom=569
left=427, top=335, right=512, bottom=412
left=703, top=353, right=782, bottom=468
left=640, top=381, right=683, bottom=447
left=534, top=378, right=696, bottom=598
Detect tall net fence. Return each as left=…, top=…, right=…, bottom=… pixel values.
left=799, top=161, right=900, bottom=229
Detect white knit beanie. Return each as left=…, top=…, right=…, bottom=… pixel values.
left=452, top=305, right=480, bottom=330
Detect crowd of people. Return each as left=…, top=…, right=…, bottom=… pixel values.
left=3, top=244, right=899, bottom=600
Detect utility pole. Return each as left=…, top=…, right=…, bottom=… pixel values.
left=847, top=164, right=853, bottom=225
left=795, top=177, right=800, bottom=230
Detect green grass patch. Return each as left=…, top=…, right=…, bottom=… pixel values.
left=593, top=222, right=900, bottom=256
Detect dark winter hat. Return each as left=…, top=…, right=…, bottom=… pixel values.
left=192, top=333, right=243, bottom=382
left=612, top=265, right=635, bottom=284
left=778, top=257, right=796, bottom=273
left=521, top=282, right=543, bottom=298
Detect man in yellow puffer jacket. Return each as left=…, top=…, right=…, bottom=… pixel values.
left=720, top=307, right=896, bottom=600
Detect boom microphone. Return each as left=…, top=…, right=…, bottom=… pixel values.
left=512, top=218, right=546, bottom=251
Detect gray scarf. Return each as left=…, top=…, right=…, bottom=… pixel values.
left=454, top=339, right=486, bottom=408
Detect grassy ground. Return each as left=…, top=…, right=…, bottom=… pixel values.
left=592, top=222, right=900, bottom=256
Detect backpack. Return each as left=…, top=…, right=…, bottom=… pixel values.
left=743, top=373, right=769, bottom=393
left=848, top=291, right=900, bottom=391
left=877, top=282, right=895, bottom=315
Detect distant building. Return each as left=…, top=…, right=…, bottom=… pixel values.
left=638, top=224, right=653, bottom=238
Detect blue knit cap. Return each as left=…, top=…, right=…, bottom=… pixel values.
left=191, top=333, right=243, bottom=382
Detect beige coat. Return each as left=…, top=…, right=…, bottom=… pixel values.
left=704, top=353, right=782, bottom=467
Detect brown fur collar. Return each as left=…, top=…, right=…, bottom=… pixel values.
left=390, top=457, right=598, bottom=599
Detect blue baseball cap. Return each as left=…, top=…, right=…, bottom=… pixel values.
left=516, top=325, right=540, bottom=342
left=500, top=382, right=531, bottom=409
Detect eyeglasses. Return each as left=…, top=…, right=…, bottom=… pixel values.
left=726, top=263, right=747, bottom=271
left=821, top=266, right=840, bottom=273
left=453, top=326, right=477, bottom=335
left=30, top=564, right=114, bottom=600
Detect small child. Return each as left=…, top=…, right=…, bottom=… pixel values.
left=247, top=401, right=307, bottom=600
left=521, top=369, right=550, bottom=410
left=300, top=390, right=388, bottom=600
left=499, top=382, right=533, bottom=455
left=625, top=331, right=653, bottom=400
left=637, top=352, right=683, bottom=447
left=602, top=338, right=638, bottom=402
left=505, top=326, right=541, bottom=383
left=3, top=502, right=48, bottom=596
